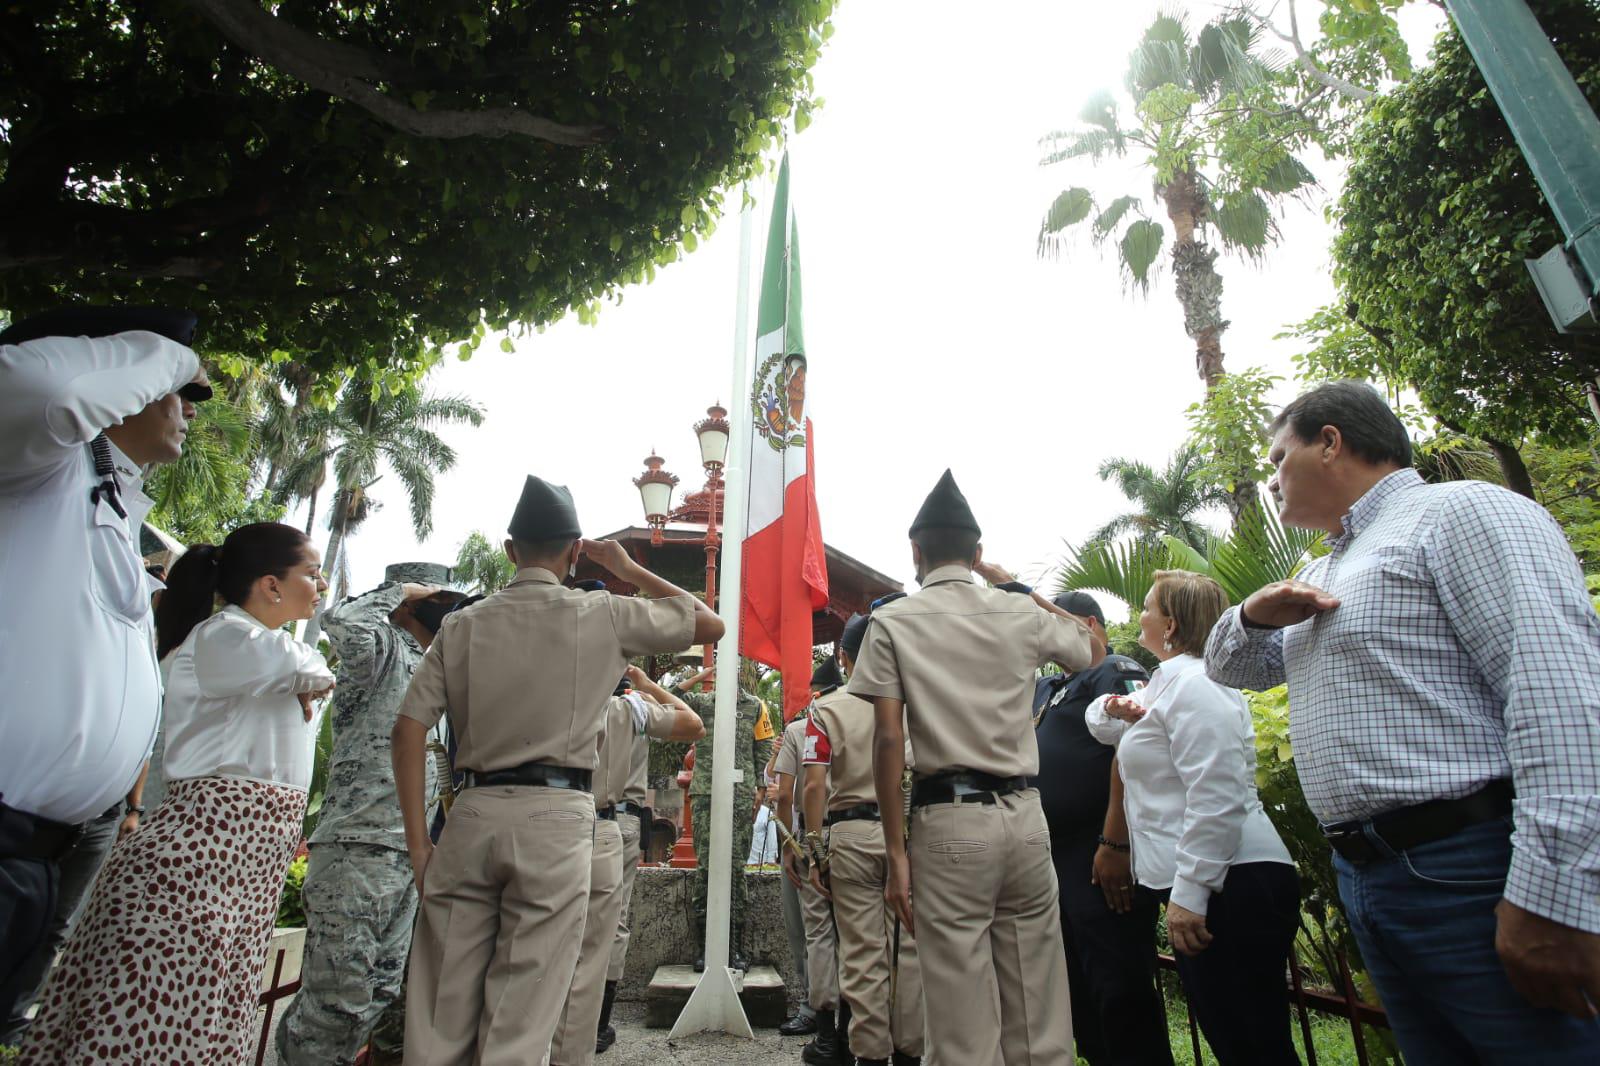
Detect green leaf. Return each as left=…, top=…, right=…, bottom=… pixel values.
left=1041, top=187, right=1095, bottom=233
left=499, top=336, right=514, bottom=354
left=1119, top=219, right=1165, bottom=290
left=1093, top=195, right=1141, bottom=241
left=681, top=204, right=698, bottom=226
left=1214, top=192, right=1272, bottom=259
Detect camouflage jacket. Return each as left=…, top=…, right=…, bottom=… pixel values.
left=309, top=582, right=437, bottom=850
left=683, top=687, right=774, bottom=797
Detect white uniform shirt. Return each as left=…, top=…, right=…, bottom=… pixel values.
left=160, top=607, right=334, bottom=790
left=0, top=331, right=199, bottom=824
left=1085, top=653, right=1292, bottom=914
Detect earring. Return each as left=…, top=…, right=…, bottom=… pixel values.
left=274, top=596, right=282, bottom=604
left=1162, top=637, right=1173, bottom=652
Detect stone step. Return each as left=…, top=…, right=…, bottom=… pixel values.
left=644, top=963, right=787, bottom=1029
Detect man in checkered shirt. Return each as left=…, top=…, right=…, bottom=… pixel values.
left=1205, top=382, right=1600, bottom=1064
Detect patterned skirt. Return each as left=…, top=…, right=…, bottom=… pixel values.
left=19, top=775, right=307, bottom=1065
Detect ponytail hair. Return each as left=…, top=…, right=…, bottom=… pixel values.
left=156, top=522, right=312, bottom=657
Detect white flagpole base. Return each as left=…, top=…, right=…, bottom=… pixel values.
left=667, top=965, right=754, bottom=1040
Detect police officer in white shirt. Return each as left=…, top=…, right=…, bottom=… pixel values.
left=0, top=306, right=210, bottom=1024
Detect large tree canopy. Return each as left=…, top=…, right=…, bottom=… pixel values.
left=0, top=0, right=834, bottom=382
left=1326, top=0, right=1600, bottom=445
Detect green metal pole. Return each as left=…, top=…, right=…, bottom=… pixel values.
left=1444, top=0, right=1600, bottom=331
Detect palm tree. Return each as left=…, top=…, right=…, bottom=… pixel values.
left=1058, top=501, right=1324, bottom=619
left=454, top=530, right=516, bottom=595
left=1038, top=11, right=1315, bottom=391
left=285, top=378, right=485, bottom=644
left=1088, top=444, right=1227, bottom=553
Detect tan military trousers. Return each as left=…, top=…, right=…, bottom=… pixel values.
left=797, top=853, right=840, bottom=1011
left=607, top=811, right=642, bottom=982
left=551, top=818, right=624, bottom=1065
left=909, top=788, right=1073, bottom=1066
left=830, top=818, right=925, bottom=1059
left=403, top=786, right=595, bottom=1066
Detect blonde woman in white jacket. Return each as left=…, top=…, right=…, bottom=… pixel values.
left=1086, top=570, right=1301, bottom=1066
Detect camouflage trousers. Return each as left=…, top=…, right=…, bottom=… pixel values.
left=690, top=792, right=754, bottom=944
left=275, top=843, right=417, bottom=1066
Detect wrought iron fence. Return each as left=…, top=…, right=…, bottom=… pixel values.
left=1155, top=949, right=1393, bottom=1066
left=253, top=946, right=302, bottom=1066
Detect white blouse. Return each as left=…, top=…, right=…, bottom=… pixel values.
left=160, top=606, right=334, bottom=790
left=1086, top=653, right=1292, bottom=915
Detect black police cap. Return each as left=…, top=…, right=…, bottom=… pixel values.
left=1, top=306, right=212, bottom=401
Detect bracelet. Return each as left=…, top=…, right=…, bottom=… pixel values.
left=1096, top=835, right=1129, bottom=852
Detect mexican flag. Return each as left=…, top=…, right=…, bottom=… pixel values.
left=740, top=154, right=829, bottom=721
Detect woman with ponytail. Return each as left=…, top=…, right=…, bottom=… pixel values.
left=21, top=522, right=334, bottom=1064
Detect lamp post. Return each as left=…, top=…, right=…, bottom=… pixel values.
left=633, top=451, right=678, bottom=547
left=692, top=404, right=731, bottom=666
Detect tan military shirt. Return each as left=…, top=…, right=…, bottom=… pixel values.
left=804, top=687, right=914, bottom=809
left=847, top=564, right=1094, bottom=779
left=772, top=714, right=810, bottom=831
left=397, top=566, right=696, bottom=774
left=595, top=692, right=675, bottom=807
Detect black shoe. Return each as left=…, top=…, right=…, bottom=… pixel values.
left=730, top=950, right=751, bottom=972
left=801, top=1009, right=839, bottom=1065
left=595, top=980, right=619, bottom=1053
left=779, top=1011, right=818, bottom=1036
left=857, top=1059, right=889, bottom=1066
left=693, top=954, right=705, bottom=973
left=891, top=1053, right=921, bottom=1066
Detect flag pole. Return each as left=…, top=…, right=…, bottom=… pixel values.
left=671, top=185, right=758, bottom=1039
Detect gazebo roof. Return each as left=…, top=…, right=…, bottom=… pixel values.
left=574, top=525, right=902, bottom=647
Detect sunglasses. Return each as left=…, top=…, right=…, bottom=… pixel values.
left=178, top=381, right=214, bottom=403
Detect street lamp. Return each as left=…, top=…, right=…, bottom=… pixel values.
left=633, top=451, right=678, bottom=547
left=694, top=403, right=730, bottom=476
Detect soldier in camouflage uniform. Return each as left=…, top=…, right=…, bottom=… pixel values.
left=677, top=665, right=775, bottom=971
left=275, top=562, right=464, bottom=1066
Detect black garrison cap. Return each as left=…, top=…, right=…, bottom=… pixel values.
left=908, top=469, right=981, bottom=538
left=839, top=612, right=871, bottom=660
left=810, top=657, right=845, bottom=691
left=508, top=476, right=582, bottom=542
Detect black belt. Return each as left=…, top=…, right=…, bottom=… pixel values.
left=0, top=801, right=85, bottom=862
left=1322, top=780, right=1514, bottom=863
left=596, top=805, right=618, bottom=821
left=911, top=771, right=1029, bottom=808
left=460, top=762, right=592, bottom=793
left=615, top=801, right=645, bottom=817
left=826, top=803, right=881, bottom=826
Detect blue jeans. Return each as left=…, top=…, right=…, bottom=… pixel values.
left=1334, top=817, right=1600, bottom=1065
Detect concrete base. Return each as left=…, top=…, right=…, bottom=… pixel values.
left=647, top=964, right=787, bottom=1030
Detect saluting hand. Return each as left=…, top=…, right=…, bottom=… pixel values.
left=1103, top=695, right=1146, bottom=724
left=580, top=538, right=638, bottom=580
left=972, top=552, right=1015, bottom=587
left=1240, top=580, right=1340, bottom=629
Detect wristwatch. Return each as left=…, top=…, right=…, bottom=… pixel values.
left=125, top=802, right=146, bottom=816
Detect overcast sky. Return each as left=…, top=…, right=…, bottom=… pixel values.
left=305, top=1, right=1447, bottom=622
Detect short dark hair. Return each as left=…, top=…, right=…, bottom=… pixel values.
left=913, top=526, right=980, bottom=567
left=1269, top=381, right=1412, bottom=468
left=511, top=537, right=577, bottom=565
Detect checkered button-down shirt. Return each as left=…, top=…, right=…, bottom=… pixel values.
left=1206, top=468, right=1600, bottom=932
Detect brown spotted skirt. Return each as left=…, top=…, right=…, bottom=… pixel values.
left=19, top=775, right=307, bottom=1065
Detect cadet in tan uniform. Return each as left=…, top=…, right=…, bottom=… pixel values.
left=550, top=667, right=704, bottom=1066
left=848, top=470, right=1103, bottom=1066
left=392, top=475, right=724, bottom=1066
left=772, top=662, right=842, bottom=1041
left=805, top=612, right=925, bottom=1066
left=599, top=676, right=659, bottom=1055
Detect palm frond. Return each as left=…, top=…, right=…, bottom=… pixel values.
left=1212, top=190, right=1275, bottom=260
left=1119, top=219, right=1166, bottom=292
left=1202, top=501, right=1324, bottom=603
left=1053, top=539, right=1175, bottom=620
left=1037, top=187, right=1097, bottom=259
left=1040, top=128, right=1131, bottom=166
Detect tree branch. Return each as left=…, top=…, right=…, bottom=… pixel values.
left=1266, top=0, right=1376, bottom=102
left=181, top=0, right=613, bottom=147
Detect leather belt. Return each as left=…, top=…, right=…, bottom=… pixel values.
left=912, top=771, right=1029, bottom=808
left=825, top=803, right=881, bottom=826
left=460, top=762, right=592, bottom=793
left=0, top=800, right=85, bottom=862
left=614, top=801, right=644, bottom=817
left=596, top=805, right=618, bottom=821
left=1321, top=780, right=1514, bottom=863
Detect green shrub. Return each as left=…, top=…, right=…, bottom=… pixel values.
left=276, top=854, right=309, bottom=928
